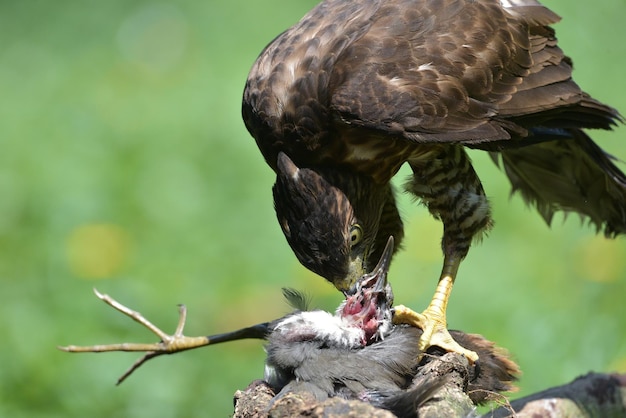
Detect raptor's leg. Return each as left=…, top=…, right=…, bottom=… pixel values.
left=399, top=145, right=491, bottom=362
left=394, top=255, right=478, bottom=362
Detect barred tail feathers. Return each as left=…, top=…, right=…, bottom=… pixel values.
left=494, top=128, right=626, bottom=237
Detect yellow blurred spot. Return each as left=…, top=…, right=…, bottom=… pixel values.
left=575, top=235, right=625, bottom=283
left=66, top=223, right=131, bottom=279
left=608, top=356, right=626, bottom=373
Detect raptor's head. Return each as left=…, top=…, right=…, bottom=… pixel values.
left=272, top=152, right=389, bottom=293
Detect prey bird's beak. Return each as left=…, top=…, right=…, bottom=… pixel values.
left=344, top=236, right=394, bottom=297
left=371, top=236, right=394, bottom=292
left=338, top=236, right=395, bottom=343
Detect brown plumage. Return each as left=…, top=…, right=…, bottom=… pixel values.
left=242, top=0, right=625, bottom=360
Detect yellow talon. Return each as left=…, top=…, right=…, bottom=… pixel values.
left=393, top=255, right=479, bottom=363
left=394, top=304, right=478, bottom=363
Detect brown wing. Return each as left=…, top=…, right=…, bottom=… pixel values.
left=329, top=0, right=615, bottom=144
left=243, top=0, right=384, bottom=169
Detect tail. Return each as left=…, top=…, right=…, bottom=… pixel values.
left=491, top=128, right=626, bottom=237
left=450, top=331, right=521, bottom=405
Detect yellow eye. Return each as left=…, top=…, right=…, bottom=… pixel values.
left=349, top=224, right=363, bottom=247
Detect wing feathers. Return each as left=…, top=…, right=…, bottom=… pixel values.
left=328, top=0, right=590, bottom=144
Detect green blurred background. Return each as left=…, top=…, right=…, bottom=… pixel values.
left=1, top=1, right=625, bottom=416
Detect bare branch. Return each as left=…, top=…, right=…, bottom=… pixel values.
left=58, top=289, right=211, bottom=383
left=58, top=289, right=270, bottom=384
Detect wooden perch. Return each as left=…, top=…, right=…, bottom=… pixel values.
left=492, top=372, right=626, bottom=418
left=233, top=361, right=626, bottom=418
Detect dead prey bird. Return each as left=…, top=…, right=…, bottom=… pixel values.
left=60, top=238, right=518, bottom=416
left=262, top=237, right=519, bottom=415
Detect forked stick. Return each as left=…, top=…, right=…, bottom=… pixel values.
left=59, top=289, right=269, bottom=384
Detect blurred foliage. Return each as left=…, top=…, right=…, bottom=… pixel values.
left=1, top=1, right=625, bottom=417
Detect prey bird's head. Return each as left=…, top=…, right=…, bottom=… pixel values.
left=272, top=152, right=388, bottom=292
left=269, top=237, right=395, bottom=350
left=338, top=236, right=395, bottom=344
